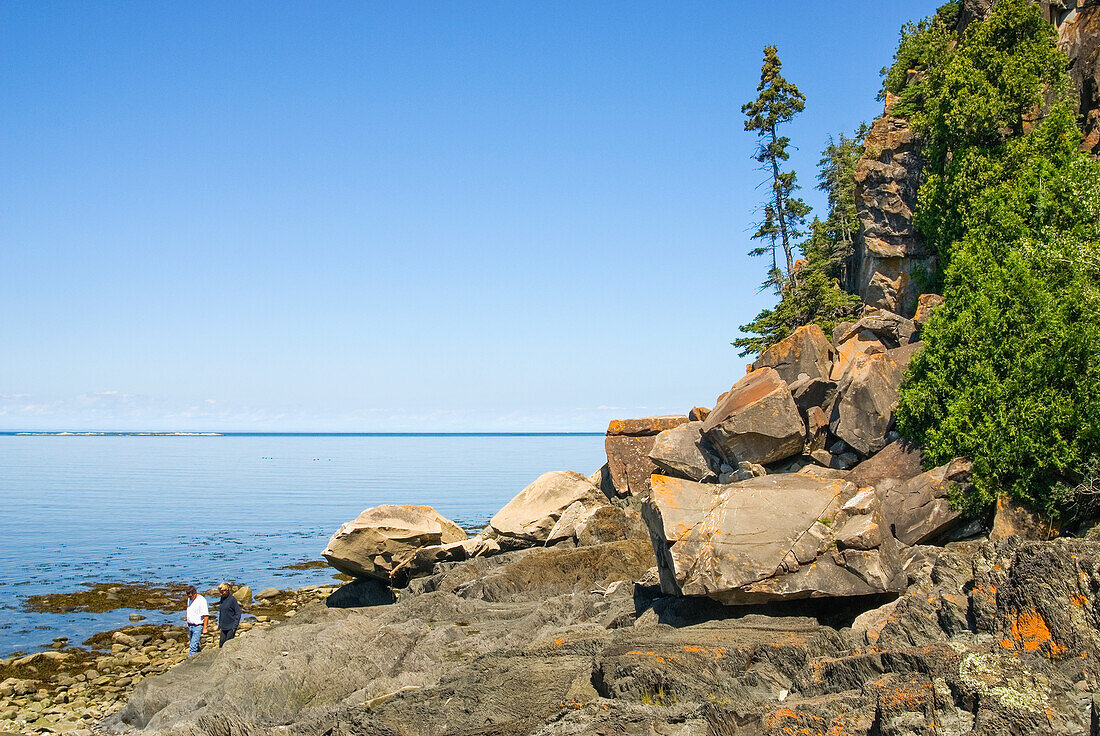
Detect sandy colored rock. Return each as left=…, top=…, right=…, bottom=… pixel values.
left=322, top=504, right=467, bottom=581
left=643, top=474, right=905, bottom=605
left=702, top=367, right=805, bottom=466
left=647, top=421, right=718, bottom=482
left=990, top=494, right=1061, bottom=541
left=486, top=471, right=609, bottom=550
left=575, top=505, right=649, bottom=546
left=687, top=406, right=710, bottom=421
left=605, top=415, right=688, bottom=437
left=751, top=324, right=834, bottom=385
left=231, top=585, right=252, bottom=607
left=835, top=307, right=917, bottom=349
left=913, top=293, right=945, bottom=328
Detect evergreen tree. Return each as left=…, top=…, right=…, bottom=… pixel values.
left=742, top=46, right=809, bottom=287
left=733, top=124, right=865, bottom=357
left=816, top=124, right=869, bottom=253
left=892, top=0, right=1100, bottom=518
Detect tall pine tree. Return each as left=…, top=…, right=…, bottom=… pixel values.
left=741, top=46, right=809, bottom=288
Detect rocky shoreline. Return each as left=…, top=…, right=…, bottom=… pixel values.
left=74, top=299, right=1100, bottom=735
left=0, top=582, right=343, bottom=735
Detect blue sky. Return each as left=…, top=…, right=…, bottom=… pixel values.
left=1, top=1, right=941, bottom=431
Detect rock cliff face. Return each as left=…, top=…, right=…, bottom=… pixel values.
left=1046, top=0, right=1100, bottom=153
left=848, top=0, right=1100, bottom=314
left=846, top=111, right=934, bottom=317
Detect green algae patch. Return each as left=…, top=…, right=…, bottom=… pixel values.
left=24, top=582, right=192, bottom=614
left=281, top=560, right=330, bottom=570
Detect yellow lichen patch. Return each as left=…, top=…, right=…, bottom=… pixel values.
left=1072, top=594, right=1088, bottom=608
left=553, top=637, right=565, bottom=646
left=958, top=652, right=1048, bottom=713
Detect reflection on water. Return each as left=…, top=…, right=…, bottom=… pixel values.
left=0, top=434, right=605, bottom=654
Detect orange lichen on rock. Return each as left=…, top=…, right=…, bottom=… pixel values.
left=1005, top=609, right=1065, bottom=657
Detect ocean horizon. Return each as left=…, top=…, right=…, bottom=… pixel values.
left=0, top=432, right=608, bottom=655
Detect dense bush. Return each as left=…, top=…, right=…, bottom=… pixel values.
left=893, top=0, right=1100, bottom=517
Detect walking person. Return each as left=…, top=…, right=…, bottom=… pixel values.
left=184, top=585, right=209, bottom=657
left=216, top=583, right=242, bottom=647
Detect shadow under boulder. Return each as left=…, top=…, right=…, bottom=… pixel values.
left=325, top=578, right=396, bottom=609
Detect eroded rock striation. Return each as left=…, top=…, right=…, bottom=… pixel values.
left=104, top=537, right=1100, bottom=736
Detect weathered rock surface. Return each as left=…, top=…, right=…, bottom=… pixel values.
left=882, top=458, right=970, bottom=545
left=847, top=438, right=925, bottom=491
left=835, top=307, right=917, bottom=349
left=575, top=505, right=649, bottom=546
left=604, top=415, right=689, bottom=498
left=990, top=493, right=1061, bottom=541
left=105, top=535, right=1100, bottom=736
left=647, top=421, right=718, bottom=482
left=750, top=324, right=834, bottom=384
left=702, top=368, right=806, bottom=466
left=643, top=474, right=906, bottom=605
left=845, top=111, right=935, bottom=318
left=321, top=505, right=467, bottom=582
left=830, top=342, right=920, bottom=457
left=486, top=471, right=610, bottom=550
left=913, top=292, right=944, bottom=328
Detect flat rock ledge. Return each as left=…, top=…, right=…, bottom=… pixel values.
left=101, top=537, right=1100, bottom=736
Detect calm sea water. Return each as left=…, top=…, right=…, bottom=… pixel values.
left=0, top=433, right=606, bottom=655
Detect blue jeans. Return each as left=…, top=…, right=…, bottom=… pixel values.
left=188, top=623, right=203, bottom=657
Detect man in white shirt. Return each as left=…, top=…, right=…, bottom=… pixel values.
left=184, top=585, right=210, bottom=657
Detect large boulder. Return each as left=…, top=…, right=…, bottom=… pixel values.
left=830, top=342, right=920, bottom=457
left=750, top=324, right=834, bottom=384
left=647, top=421, right=719, bottom=482
left=322, top=505, right=467, bottom=582
left=604, top=415, right=689, bottom=498
left=486, top=471, right=610, bottom=550
left=643, top=474, right=906, bottom=605
left=881, top=458, right=970, bottom=545
left=701, top=368, right=806, bottom=466
left=847, top=439, right=925, bottom=492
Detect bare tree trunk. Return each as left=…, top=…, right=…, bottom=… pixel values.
left=769, top=127, right=796, bottom=287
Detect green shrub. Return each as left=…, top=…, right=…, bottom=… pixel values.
left=894, top=0, right=1100, bottom=517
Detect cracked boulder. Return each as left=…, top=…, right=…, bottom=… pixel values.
left=882, top=458, right=970, bottom=545
left=485, top=470, right=610, bottom=550
left=647, top=420, right=719, bottom=482
left=830, top=342, right=920, bottom=457
left=642, top=474, right=906, bottom=605
left=702, top=367, right=805, bottom=466
left=322, top=504, right=467, bottom=581
left=751, top=323, right=834, bottom=384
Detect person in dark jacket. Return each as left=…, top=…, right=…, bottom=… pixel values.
left=216, top=583, right=243, bottom=646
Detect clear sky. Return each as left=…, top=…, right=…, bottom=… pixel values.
left=1, top=1, right=941, bottom=432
